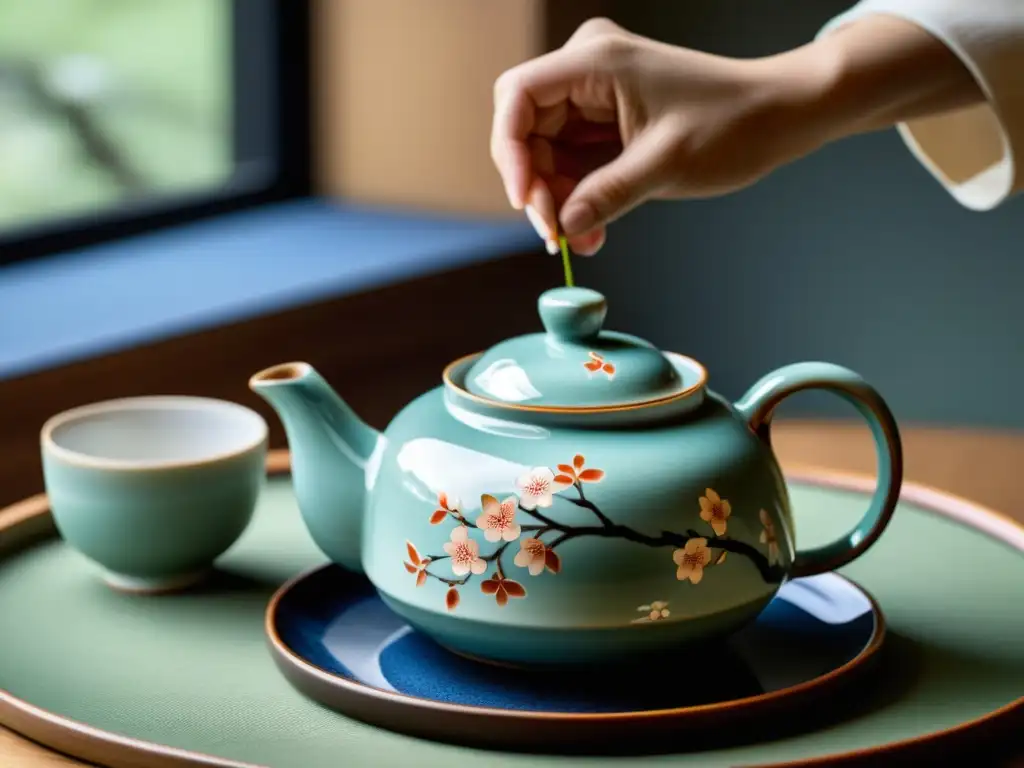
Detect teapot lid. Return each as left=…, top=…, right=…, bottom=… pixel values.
left=462, top=286, right=688, bottom=408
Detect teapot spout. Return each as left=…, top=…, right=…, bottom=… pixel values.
left=249, top=362, right=383, bottom=573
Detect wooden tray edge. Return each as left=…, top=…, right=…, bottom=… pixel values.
left=0, top=450, right=292, bottom=768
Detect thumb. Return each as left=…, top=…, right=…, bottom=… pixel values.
left=558, top=130, right=668, bottom=236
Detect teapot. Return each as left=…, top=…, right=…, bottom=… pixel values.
left=250, top=286, right=902, bottom=667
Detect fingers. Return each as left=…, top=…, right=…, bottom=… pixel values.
left=564, top=17, right=628, bottom=47
left=491, top=83, right=534, bottom=209
left=490, top=51, right=565, bottom=210
left=522, top=130, right=623, bottom=255
left=491, top=41, right=619, bottom=211
left=492, top=17, right=632, bottom=255
left=525, top=203, right=606, bottom=256
left=524, top=178, right=559, bottom=254
left=523, top=138, right=558, bottom=250
left=559, top=126, right=671, bottom=236
left=524, top=172, right=607, bottom=257
left=549, top=165, right=606, bottom=255
left=550, top=166, right=606, bottom=255
left=533, top=102, right=569, bottom=140
left=568, top=226, right=606, bottom=256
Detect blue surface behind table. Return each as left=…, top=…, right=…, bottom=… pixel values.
left=0, top=198, right=536, bottom=381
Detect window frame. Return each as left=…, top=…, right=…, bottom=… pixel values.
left=0, top=0, right=311, bottom=268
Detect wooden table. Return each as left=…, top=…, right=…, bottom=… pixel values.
left=3, top=420, right=1023, bottom=767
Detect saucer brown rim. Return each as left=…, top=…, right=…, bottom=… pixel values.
left=442, top=350, right=709, bottom=414
left=265, top=567, right=886, bottom=724
left=0, top=449, right=1018, bottom=767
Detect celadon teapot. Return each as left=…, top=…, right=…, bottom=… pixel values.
left=250, top=286, right=902, bottom=667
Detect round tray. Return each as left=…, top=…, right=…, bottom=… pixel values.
left=0, top=451, right=1021, bottom=767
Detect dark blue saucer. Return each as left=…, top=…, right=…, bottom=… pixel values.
left=266, top=568, right=884, bottom=752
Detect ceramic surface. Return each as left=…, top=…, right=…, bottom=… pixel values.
left=40, top=396, right=268, bottom=593
left=269, top=566, right=883, bottom=719
left=250, top=286, right=903, bottom=666
left=464, top=285, right=685, bottom=408
left=0, top=463, right=1022, bottom=767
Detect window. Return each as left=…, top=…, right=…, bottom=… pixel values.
left=0, top=0, right=310, bottom=266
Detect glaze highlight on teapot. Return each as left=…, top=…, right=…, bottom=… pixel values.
left=250, top=286, right=902, bottom=667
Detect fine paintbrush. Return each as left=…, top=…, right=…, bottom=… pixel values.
left=558, top=233, right=574, bottom=287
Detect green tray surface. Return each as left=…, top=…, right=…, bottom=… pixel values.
left=0, top=474, right=1021, bottom=767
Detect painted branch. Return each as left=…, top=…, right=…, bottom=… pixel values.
left=423, top=569, right=470, bottom=587
left=552, top=523, right=781, bottom=581
left=517, top=505, right=564, bottom=530
left=423, top=489, right=783, bottom=589
left=570, top=486, right=614, bottom=527
left=493, top=542, right=509, bottom=578
left=419, top=540, right=512, bottom=588
left=487, top=542, right=511, bottom=564
left=451, top=511, right=477, bottom=528
left=547, top=532, right=572, bottom=550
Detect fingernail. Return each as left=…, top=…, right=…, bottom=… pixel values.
left=560, top=202, right=598, bottom=237
left=545, top=239, right=559, bottom=255
left=505, top=183, right=525, bottom=210
left=524, top=205, right=551, bottom=242
left=572, top=229, right=605, bottom=257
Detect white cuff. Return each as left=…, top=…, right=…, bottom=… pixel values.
left=819, top=0, right=1024, bottom=211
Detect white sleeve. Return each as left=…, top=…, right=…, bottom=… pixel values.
left=819, top=0, right=1024, bottom=211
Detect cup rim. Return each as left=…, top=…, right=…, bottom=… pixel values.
left=40, top=395, right=268, bottom=471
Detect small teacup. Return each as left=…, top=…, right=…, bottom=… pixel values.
left=40, top=396, right=268, bottom=594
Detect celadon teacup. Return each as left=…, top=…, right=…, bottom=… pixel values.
left=40, top=396, right=268, bottom=594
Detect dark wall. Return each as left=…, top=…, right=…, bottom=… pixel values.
left=574, top=0, right=1024, bottom=429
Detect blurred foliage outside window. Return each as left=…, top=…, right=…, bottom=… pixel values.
left=0, top=0, right=232, bottom=234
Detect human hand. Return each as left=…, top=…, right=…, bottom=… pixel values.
left=491, top=18, right=816, bottom=255
left=491, top=15, right=986, bottom=255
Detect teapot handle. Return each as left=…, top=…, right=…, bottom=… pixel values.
left=733, top=362, right=903, bottom=579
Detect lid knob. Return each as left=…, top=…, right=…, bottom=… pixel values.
left=538, top=286, right=607, bottom=343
